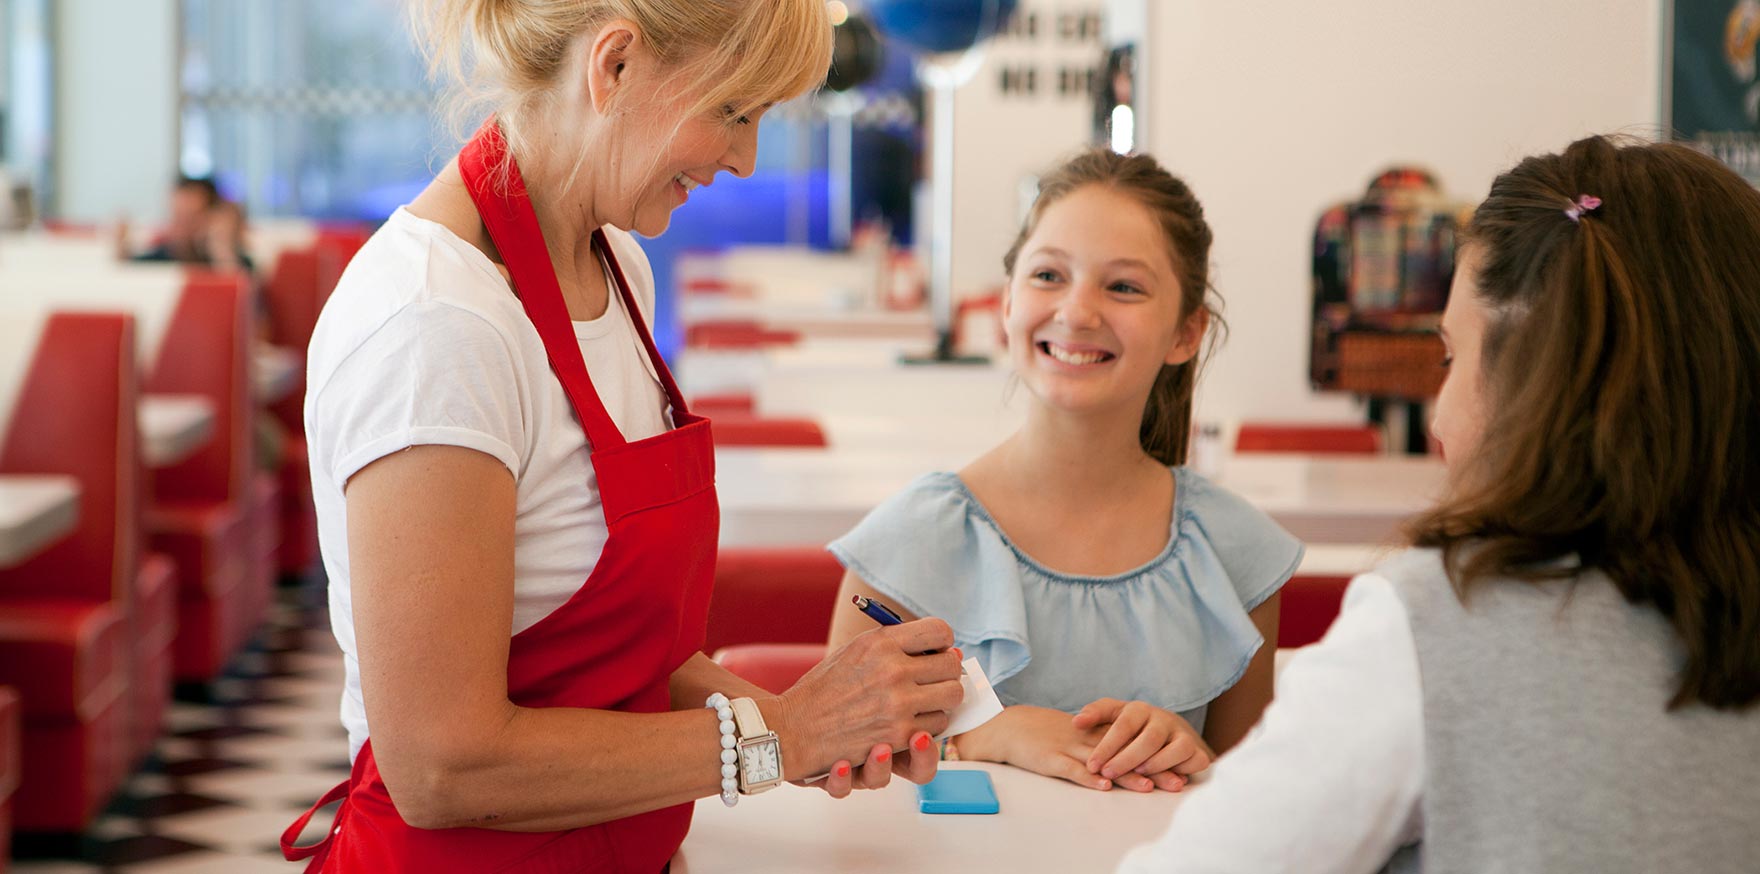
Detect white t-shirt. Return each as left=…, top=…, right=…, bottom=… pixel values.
left=1116, top=574, right=1425, bottom=873
left=304, top=207, right=673, bottom=759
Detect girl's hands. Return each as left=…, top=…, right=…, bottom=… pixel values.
left=1073, top=698, right=1213, bottom=792
left=952, top=705, right=1117, bottom=791
left=777, top=618, right=964, bottom=796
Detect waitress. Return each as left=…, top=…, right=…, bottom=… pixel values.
left=280, top=1, right=964, bottom=871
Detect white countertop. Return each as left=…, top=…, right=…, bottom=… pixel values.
left=140, top=393, right=216, bottom=468
left=672, top=762, right=1182, bottom=873
left=0, top=473, right=80, bottom=568
left=715, top=449, right=1446, bottom=549
left=253, top=343, right=302, bottom=404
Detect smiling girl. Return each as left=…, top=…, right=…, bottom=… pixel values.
left=828, top=149, right=1302, bottom=793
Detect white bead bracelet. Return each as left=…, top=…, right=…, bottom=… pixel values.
left=705, top=692, right=739, bottom=807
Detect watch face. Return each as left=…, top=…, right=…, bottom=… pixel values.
left=740, top=739, right=781, bottom=785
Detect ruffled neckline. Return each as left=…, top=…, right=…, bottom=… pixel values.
left=929, top=466, right=1192, bottom=586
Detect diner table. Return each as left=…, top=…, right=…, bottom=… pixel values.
left=140, top=393, right=216, bottom=468
left=681, top=295, right=936, bottom=342
left=672, top=761, right=1183, bottom=873
left=0, top=473, right=81, bottom=568
left=678, top=337, right=928, bottom=398
left=253, top=343, right=302, bottom=404
left=715, top=449, right=1446, bottom=548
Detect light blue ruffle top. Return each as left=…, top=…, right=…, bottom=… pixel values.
left=828, top=467, right=1303, bottom=733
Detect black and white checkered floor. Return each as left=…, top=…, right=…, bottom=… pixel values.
left=14, top=582, right=346, bottom=873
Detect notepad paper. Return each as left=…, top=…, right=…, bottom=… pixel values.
left=936, top=657, right=1004, bottom=740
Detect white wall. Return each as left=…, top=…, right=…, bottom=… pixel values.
left=943, top=0, right=1104, bottom=302
left=1146, top=0, right=1665, bottom=425
left=54, top=0, right=179, bottom=223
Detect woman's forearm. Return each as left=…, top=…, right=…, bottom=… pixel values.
left=669, top=651, right=769, bottom=709
left=408, top=655, right=825, bottom=832
left=406, top=704, right=727, bottom=832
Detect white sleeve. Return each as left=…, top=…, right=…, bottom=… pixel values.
left=310, top=299, right=526, bottom=487
left=1116, top=573, right=1424, bottom=874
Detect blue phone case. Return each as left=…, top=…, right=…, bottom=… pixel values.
left=916, top=769, right=1000, bottom=815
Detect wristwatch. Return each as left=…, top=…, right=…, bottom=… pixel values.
left=728, top=697, right=784, bottom=794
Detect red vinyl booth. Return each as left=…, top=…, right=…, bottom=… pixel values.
left=689, top=392, right=756, bottom=417
left=0, top=313, right=144, bottom=831
left=0, top=685, right=19, bottom=866
left=711, top=643, right=825, bottom=694
left=685, top=320, right=800, bottom=349
left=262, top=247, right=322, bottom=579
left=708, top=416, right=828, bottom=448
left=145, top=273, right=279, bottom=681
left=262, top=227, right=367, bottom=579
left=1235, top=423, right=1383, bottom=455
left=703, top=548, right=845, bottom=657
left=1277, top=574, right=1353, bottom=649
left=0, top=313, right=178, bottom=765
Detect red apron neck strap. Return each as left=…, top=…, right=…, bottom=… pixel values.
left=457, top=119, right=626, bottom=449
left=591, top=228, right=692, bottom=416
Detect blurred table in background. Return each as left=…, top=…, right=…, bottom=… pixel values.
left=253, top=343, right=301, bottom=404
left=677, top=244, right=933, bottom=346
left=716, top=448, right=1445, bottom=548
left=140, top=394, right=215, bottom=468
left=0, top=474, right=80, bottom=568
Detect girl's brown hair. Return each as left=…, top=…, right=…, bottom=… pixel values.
left=1411, top=136, right=1760, bottom=710
left=1003, top=149, right=1221, bottom=465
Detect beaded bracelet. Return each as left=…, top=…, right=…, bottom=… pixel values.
left=705, top=693, right=739, bottom=807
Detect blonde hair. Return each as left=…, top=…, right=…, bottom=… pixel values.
left=409, top=0, right=831, bottom=165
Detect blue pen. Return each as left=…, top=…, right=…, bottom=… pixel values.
left=852, top=594, right=905, bottom=626
left=853, top=596, right=963, bottom=671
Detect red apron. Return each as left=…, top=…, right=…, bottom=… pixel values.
left=282, top=121, right=718, bottom=873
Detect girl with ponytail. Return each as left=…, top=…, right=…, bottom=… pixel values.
left=1119, top=136, right=1760, bottom=873
left=829, top=148, right=1300, bottom=793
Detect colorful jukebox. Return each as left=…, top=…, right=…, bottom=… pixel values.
left=1309, top=167, right=1469, bottom=453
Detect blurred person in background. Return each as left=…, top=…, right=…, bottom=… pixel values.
left=115, top=175, right=254, bottom=274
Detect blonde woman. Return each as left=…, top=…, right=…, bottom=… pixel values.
left=280, top=3, right=962, bottom=871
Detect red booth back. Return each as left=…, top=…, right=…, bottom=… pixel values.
left=0, top=313, right=139, bottom=605
left=711, top=643, right=826, bottom=694
left=703, top=548, right=844, bottom=656
left=1277, top=575, right=1353, bottom=648
left=146, top=273, right=253, bottom=506
left=265, top=248, right=322, bottom=353
left=708, top=416, right=828, bottom=448
left=1236, top=423, right=1383, bottom=455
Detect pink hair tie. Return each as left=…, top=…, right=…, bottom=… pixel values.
left=1564, top=194, right=1603, bottom=223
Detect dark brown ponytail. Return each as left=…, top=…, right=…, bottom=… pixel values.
left=1409, top=136, right=1760, bottom=710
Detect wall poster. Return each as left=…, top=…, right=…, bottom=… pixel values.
left=1669, top=0, right=1760, bottom=183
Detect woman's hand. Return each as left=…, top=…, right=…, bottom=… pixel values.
left=950, top=705, right=1119, bottom=791
left=777, top=618, right=964, bottom=796
left=793, top=733, right=942, bottom=799
left=1072, top=698, right=1213, bottom=792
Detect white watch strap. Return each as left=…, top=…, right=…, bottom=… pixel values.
left=729, top=697, right=769, bottom=738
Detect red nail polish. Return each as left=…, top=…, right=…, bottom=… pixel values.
left=875, top=748, right=891, bottom=763
left=912, top=733, right=931, bottom=752
left=835, top=762, right=851, bottom=778
left=952, top=647, right=963, bottom=661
